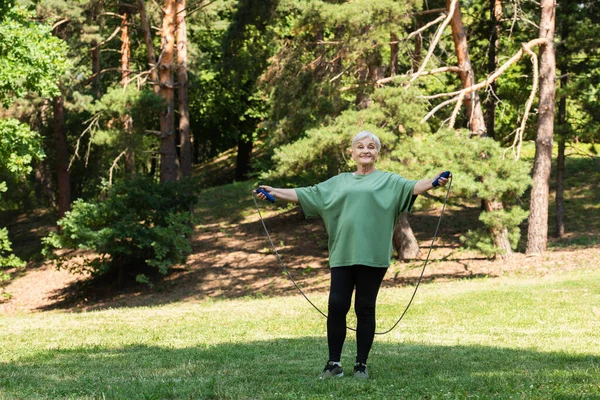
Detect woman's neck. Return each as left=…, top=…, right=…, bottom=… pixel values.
left=355, top=165, right=376, bottom=175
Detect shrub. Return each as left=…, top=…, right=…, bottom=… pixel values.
left=43, top=177, right=199, bottom=286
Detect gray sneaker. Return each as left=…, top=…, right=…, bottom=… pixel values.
left=353, top=362, right=368, bottom=379
left=319, top=361, right=344, bottom=379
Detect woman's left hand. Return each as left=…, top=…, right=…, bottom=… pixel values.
left=434, top=171, right=451, bottom=187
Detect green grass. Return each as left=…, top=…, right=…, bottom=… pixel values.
left=1, top=267, right=599, bottom=399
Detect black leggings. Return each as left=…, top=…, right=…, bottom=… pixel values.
left=327, top=265, right=387, bottom=365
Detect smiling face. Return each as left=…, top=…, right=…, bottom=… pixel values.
left=351, top=137, right=380, bottom=169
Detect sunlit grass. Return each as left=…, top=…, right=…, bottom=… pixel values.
left=1, top=267, right=599, bottom=399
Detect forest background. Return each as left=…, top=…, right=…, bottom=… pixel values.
left=1, top=0, right=599, bottom=299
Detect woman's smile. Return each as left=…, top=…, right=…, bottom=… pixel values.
left=352, top=137, right=379, bottom=173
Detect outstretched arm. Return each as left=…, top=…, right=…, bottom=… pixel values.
left=413, top=171, right=451, bottom=195
left=256, top=185, right=299, bottom=203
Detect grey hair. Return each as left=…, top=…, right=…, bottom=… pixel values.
left=352, top=130, right=381, bottom=151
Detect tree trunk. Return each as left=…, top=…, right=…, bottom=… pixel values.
left=35, top=161, right=56, bottom=207
left=176, top=0, right=192, bottom=177
left=484, top=199, right=512, bottom=257
left=393, top=214, right=420, bottom=260
left=234, top=136, right=253, bottom=181
left=447, top=0, right=487, bottom=136
left=412, top=20, right=422, bottom=73
left=485, top=0, right=502, bottom=139
left=53, top=96, right=70, bottom=219
left=554, top=12, right=569, bottom=239
left=390, top=32, right=399, bottom=76
left=526, top=0, right=556, bottom=255
left=555, top=133, right=565, bottom=238
left=91, top=40, right=101, bottom=99
left=392, top=24, right=421, bottom=258
left=158, top=0, right=178, bottom=182
left=90, top=1, right=102, bottom=99
left=137, top=0, right=160, bottom=94
left=120, top=7, right=135, bottom=177
left=447, top=0, right=512, bottom=258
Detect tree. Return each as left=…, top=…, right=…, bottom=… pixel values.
left=176, top=0, right=192, bottom=177
left=0, top=4, right=68, bottom=278
left=485, top=0, right=502, bottom=139
left=553, top=0, right=600, bottom=238
left=158, top=0, right=179, bottom=182
left=526, top=0, right=556, bottom=255
left=221, top=0, right=279, bottom=181
left=446, top=0, right=487, bottom=136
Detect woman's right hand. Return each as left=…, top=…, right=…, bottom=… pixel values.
left=256, top=185, right=274, bottom=201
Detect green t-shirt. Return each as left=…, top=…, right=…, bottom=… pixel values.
left=295, top=170, right=418, bottom=268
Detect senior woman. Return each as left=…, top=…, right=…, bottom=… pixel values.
left=256, top=130, right=449, bottom=379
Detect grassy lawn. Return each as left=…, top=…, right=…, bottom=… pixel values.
left=1, top=266, right=599, bottom=399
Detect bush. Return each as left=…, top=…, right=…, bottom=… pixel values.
left=43, top=177, right=199, bottom=286
left=1, top=227, right=25, bottom=299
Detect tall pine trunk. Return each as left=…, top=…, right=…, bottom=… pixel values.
left=120, top=7, right=135, bottom=177
left=526, top=0, right=556, bottom=255
left=447, top=0, right=486, bottom=136
left=90, top=0, right=102, bottom=99
left=485, top=0, right=502, bottom=139
left=138, top=0, right=160, bottom=95
left=53, top=96, right=70, bottom=219
left=158, top=0, right=178, bottom=182
left=176, top=0, right=192, bottom=177
left=554, top=13, right=569, bottom=239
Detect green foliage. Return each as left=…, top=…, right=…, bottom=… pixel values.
left=461, top=207, right=530, bottom=257
left=0, top=118, right=45, bottom=194
left=0, top=118, right=44, bottom=273
left=263, top=0, right=420, bottom=146
left=269, top=112, right=532, bottom=257
left=42, top=177, right=199, bottom=284
left=0, top=227, right=25, bottom=298
left=383, top=129, right=532, bottom=256
left=1, top=268, right=599, bottom=398
left=266, top=85, right=429, bottom=185
left=0, top=5, right=70, bottom=107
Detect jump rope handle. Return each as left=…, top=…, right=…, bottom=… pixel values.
left=255, top=187, right=276, bottom=203
left=432, top=171, right=452, bottom=187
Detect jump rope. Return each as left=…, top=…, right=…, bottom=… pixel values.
left=252, top=171, right=452, bottom=335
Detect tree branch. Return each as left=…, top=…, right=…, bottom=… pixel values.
left=413, top=8, right=447, bottom=16
left=409, top=0, right=458, bottom=83
left=419, top=38, right=548, bottom=124
left=376, top=66, right=461, bottom=86
left=424, top=38, right=547, bottom=100
left=406, top=14, right=446, bottom=41
left=109, top=151, right=127, bottom=185
left=90, top=26, right=122, bottom=51
left=511, top=44, right=540, bottom=160
left=69, top=114, right=101, bottom=171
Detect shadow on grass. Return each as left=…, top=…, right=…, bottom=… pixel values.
left=0, top=339, right=598, bottom=399
left=31, top=204, right=518, bottom=313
